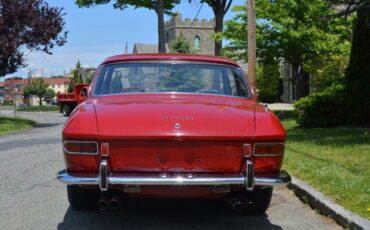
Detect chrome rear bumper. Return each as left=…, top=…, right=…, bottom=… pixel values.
left=57, top=169, right=291, bottom=189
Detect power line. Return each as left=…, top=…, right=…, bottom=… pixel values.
left=190, top=2, right=204, bottom=28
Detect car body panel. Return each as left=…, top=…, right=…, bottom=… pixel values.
left=59, top=54, right=289, bottom=199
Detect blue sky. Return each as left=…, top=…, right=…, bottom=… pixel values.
left=6, top=0, right=245, bottom=79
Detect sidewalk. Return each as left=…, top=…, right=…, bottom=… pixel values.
left=268, top=103, right=294, bottom=111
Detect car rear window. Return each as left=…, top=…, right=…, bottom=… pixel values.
left=93, top=62, right=251, bottom=98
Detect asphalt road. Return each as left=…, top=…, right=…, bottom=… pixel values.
left=0, top=112, right=340, bottom=230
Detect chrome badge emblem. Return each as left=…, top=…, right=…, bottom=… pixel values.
left=174, top=123, right=181, bottom=129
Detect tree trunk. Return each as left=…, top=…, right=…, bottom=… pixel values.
left=156, top=0, right=166, bottom=53
left=291, top=63, right=308, bottom=101
left=38, top=96, right=42, bottom=106
left=344, top=2, right=370, bottom=125
left=214, top=8, right=224, bottom=56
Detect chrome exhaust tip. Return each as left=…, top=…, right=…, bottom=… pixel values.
left=227, top=197, right=247, bottom=213
left=97, top=198, right=109, bottom=211
left=109, top=196, right=122, bottom=211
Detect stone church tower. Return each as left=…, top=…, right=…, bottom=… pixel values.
left=164, top=13, right=215, bottom=56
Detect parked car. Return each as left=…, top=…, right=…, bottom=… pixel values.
left=57, top=54, right=291, bottom=213
left=15, top=102, right=27, bottom=107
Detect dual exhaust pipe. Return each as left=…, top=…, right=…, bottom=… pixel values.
left=97, top=195, right=122, bottom=211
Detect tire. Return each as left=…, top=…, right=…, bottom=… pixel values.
left=67, top=185, right=99, bottom=210
left=62, top=104, right=71, bottom=116
left=246, top=187, right=273, bottom=214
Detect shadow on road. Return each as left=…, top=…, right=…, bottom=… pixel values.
left=57, top=198, right=282, bottom=230
left=34, top=123, right=61, bottom=128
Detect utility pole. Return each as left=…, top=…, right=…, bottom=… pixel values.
left=248, top=0, right=257, bottom=99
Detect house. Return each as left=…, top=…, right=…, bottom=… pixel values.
left=0, top=81, right=5, bottom=104
left=3, top=77, right=26, bottom=104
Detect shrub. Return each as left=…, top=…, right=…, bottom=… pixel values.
left=16, top=105, right=59, bottom=112
left=256, top=61, right=283, bottom=103
left=294, top=84, right=345, bottom=127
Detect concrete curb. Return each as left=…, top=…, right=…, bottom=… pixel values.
left=289, top=177, right=370, bottom=230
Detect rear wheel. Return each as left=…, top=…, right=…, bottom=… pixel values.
left=62, top=104, right=71, bottom=116
left=245, top=187, right=273, bottom=214
left=67, top=185, right=99, bottom=210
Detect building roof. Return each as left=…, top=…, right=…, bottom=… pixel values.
left=132, top=43, right=170, bottom=54
left=43, top=77, right=70, bottom=85
left=133, top=43, right=159, bottom=54
left=102, top=53, right=239, bottom=67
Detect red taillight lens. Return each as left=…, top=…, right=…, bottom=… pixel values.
left=64, top=141, right=98, bottom=155
left=101, top=143, right=109, bottom=157
left=243, top=144, right=252, bottom=157
left=254, top=143, right=284, bottom=156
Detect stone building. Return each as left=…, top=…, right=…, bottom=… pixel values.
left=165, top=13, right=215, bottom=55
left=133, top=13, right=215, bottom=55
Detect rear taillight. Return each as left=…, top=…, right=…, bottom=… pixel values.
left=101, top=143, right=109, bottom=157
left=254, top=143, right=284, bottom=157
left=63, top=141, right=98, bottom=155
left=243, top=144, right=252, bottom=157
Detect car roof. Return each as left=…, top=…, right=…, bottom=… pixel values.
left=102, top=53, right=240, bottom=67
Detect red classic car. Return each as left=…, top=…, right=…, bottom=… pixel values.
left=57, top=54, right=291, bottom=213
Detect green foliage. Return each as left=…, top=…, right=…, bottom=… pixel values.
left=76, top=0, right=180, bottom=14
left=16, top=105, right=59, bottom=112
left=294, top=84, right=345, bottom=127
left=169, top=32, right=191, bottom=53
left=256, top=61, right=283, bottom=103
left=67, top=60, right=82, bottom=93
left=1, top=100, right=13, bottom=106
left=222, top=2, right=352, bottom=99
left=224, top=2, right=351, bottom=62
left=304, top=55, right=349, bottom=92
left=23, top=78, right=50, bottom=106
left=43, top=88, right=56, bottom=101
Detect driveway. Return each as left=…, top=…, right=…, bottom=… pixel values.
left=0, top=112, right=340, bottom=229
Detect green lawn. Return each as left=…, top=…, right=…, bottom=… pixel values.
left=278, top=112, right=370, bottom=219
left=0, top=117, right=36, bottom=134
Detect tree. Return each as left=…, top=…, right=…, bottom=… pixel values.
left=67, top=61, right=82, bottom=93
left=169, top=32, right=191, bottom=53
left=256, top=59, right=283, bottom=103
left=44, top=88, right=56, bottom=101
left=329, top=0, right=370, bottom=125
left=24, top=78, right=50, bottom=105
left=76, top=0, right=181, bottom=53
left=222, top=2, right=351, bottom=99
left=0, top=0, right=67, bottom=77
left=200, top=0, right=233, bottom=56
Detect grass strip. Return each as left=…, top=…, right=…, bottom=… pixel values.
left=0, top=117, right=36, bottom=134
left=275, top=111, right=370, bottom=219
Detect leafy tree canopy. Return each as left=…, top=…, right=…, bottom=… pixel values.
left=0, top=0, right=67, bottom=77
left=222, top=2, right=351, bottom=64
left=76, top=0, right=180, bottom=13
left=24, top=78, right=50, bottom=105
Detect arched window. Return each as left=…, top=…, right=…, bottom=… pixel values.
left=193, top=36, right=201, bottom=50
